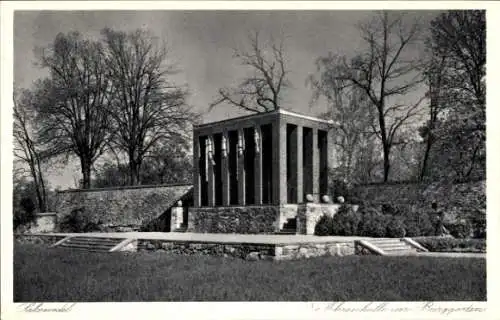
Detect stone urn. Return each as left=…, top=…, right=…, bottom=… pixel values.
left=305, top=194, right=315, bottom=203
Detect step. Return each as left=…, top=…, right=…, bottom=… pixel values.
left=58, top=246, right=112, bottom=252
left=59, top=243, right=117, bottom=250
left=66, top=237, right=123, bottom=242
left=65, top=238, right=122, bottom=243
left=381, top=247, right=416, bottom=252
left=276, top=230, right=296, bottom=235
left=369, top=239, right=405, bottom=243
left=375, top=243, right=411, bottom=248
left=62, top=239, right=123, bottom=246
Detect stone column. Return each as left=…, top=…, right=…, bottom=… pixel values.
left=193, top=131, right=200, bottom=207
left=312, top=128, right=320, bottom=201
left=221, top=131, right=230, bottom=206
left=207, top=135, right=216, bottom=206
left=254, top=126, right=263, bottom=205
left=296, top=126, right=304, bottom=203
left=272, top=119, right=287, bottom=204
left=237, top=128, right=246, bottom=205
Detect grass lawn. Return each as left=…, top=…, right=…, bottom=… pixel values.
left=14, top=243, right=486, bottom=301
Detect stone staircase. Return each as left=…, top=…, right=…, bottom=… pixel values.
left=276, top=218, right=297, bottom=235
left=358, top=238, right=427, bottom=256
left=52, top=236, right=130, bottom=252
left=173, top=225, right=188, bottom=232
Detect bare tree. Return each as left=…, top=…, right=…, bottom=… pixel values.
left=430, top=10, right=485, bottom=111
left=327, top=12, right=426, bottom=181
left=309, top=63, right=378, bottom=185
left=35, top=32, right=113, bottom=189
left=101, top=28, right=196, bottom=185
left=418, top=52, right=447, bottom=181
left=210, top=31, right=289, bottom=113
left=13, top=87, right=47, bottom=212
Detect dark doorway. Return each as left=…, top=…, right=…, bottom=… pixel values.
left=199, top=136, right=208, bottom=206
left=213, top=133, right=223, bottom=205
left=318, top=129, right=328, bottom=196
left=261, top=123, right=273, bottom=204
left=302, top=127, right=313, bottom=198
left=228, top=130, right=239, bottom=205
left=244, top=127, right=255, bottom=204
left=286, top=124, right=298, bottom=203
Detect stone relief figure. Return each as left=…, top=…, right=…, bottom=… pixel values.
left=206, top=137, right=216, bottom=166
left=221, top=134, right=228, bottom=158
left=254, top=128, right=260, bottom=154
left=237, top=131, right=245, bottom=157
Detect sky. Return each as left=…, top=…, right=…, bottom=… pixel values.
left=14, top=10, right=438, bottom=189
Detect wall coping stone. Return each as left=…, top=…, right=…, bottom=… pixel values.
left=35, top=212, right=58, bottom=217
left=15, top=233, right=355, bottom=247
left=57, top=183, right=193, bottom=194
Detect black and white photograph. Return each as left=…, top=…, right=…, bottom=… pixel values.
left=1, top=1, right=495, bottom=318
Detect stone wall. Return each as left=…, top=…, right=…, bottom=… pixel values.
left=138, top=239, right=355, bottom=260
left=14, top=234, right=67, bottom=245
left=187, top=206, right=279, bottom=234
left=55, top=184, right=193, bottom=231
left=352, top=180, right=486, bottom=220
left=14, top=234, right=357, bottom=260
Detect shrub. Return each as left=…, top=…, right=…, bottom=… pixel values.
left=469, top=210, right=486, bottom=239
left=332, top=180, right=351, bottom=203
left=445, top=220, right=473, bottom=239
left=14, top=197, right=37, bottom=231
left=59, top=208, right=103, bottom=233
left=386, top=217, right=406, bottom=238
left=399, top=207, right=435, bottom=237
left=331, top=205, right=361, bottom=236
left=414, top=237, right=486, bottom=253
left=314, top=215, right=334, bottom=236
left=357, top=207, right=389, bottom=238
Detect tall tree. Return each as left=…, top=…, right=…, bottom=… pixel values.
left=101, top=28, right=195, bottom=185
left=210, top=31, right=289, bottom=113
left=35, top=32, right=113, bottom=189
left=418, top=51, right=448, bottom=181
left=13, top=87, right=48, bottom=212
left=319, top=12, right=426, bottom=181
left=423, top=10, right=486, bottom=182
left=309, top=66, right=378, bottom=185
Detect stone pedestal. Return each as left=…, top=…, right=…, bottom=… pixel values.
left=29, top=212, right=57, bottom=233
left=170, top=206, right=184, bottom=231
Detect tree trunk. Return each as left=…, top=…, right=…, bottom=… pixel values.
left=382, top=144, right=391, bottom=182
left=419, top=135, right=433, bottom=182
left=36, top=160, right=47, bottom=212
left=128, top=159, right=142, bottom=185
left=378, top=101, right=391, bottom=182
left=80, top=158, right=92, bottom=189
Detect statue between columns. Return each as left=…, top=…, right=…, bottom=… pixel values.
left=206, top=136, right=216, bottom=166
left=254, top=128, right=260, bottom=154
left=237, top=130, right=245, bottom=157
left=221, top=135, right=228, bottom=158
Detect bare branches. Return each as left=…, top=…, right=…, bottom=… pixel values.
left=13, top=89, right=48, bottom=211
left=311, top=12, right=425, bottom=182
left=101, top=28, right=197, bottom=185
left=35, top=32, right=113, bottom=188
left=210, top=31, right=289, bottom=113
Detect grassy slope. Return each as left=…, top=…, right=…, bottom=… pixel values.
left=14, top=244, right=486, bottom=302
